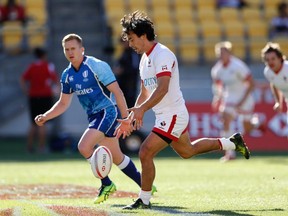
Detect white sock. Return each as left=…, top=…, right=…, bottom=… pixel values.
left=219, top=138, right=236, bottom=150
left=139, top=190, right=152, bottom=205
left=118, top=155, right=130, bottom=169
left=226, top=149, right=236, bottom=157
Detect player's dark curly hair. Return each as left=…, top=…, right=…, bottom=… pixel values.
left=120, top=10, right=156, bottom=41
left=261, top=42, right=286, bottom=62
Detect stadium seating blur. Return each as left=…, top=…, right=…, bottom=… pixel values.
left=1, top=21, right=24, bottom=52
left=0, top=0, right=48, bottom=54
left=104, top=0, right=287, bottom=63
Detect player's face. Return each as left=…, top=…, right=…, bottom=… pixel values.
left=127, top=32, right=145, bottom=54
left=264, top=52, right=282, bottom=72
left=63, top=39, right=84, bottom=66
left=219, top=48, right=230, bottom=64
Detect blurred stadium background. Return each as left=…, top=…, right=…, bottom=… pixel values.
left=0, top=0, right=288, bottom=153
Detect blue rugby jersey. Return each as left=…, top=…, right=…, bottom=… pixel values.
left=61, top=56, right=117, bottom=116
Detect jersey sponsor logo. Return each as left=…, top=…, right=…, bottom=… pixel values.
left=143, top=77, right=157, bottom=90
left=75, top=87, right=93, bottom=95
left=83, top=70, right=89, bottom=82
left=76, top=84, right=82, bottom=90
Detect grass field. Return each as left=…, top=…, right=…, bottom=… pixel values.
left=0, top=138, right=287, bottom=216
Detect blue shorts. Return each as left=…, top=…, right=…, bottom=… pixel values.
left=88, top=105, right=120, bottom=137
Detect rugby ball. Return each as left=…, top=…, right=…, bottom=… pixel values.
left=90, top=146, right=113, bottom=179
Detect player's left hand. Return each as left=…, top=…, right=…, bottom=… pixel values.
left=114, top=117, right=133, bottom=139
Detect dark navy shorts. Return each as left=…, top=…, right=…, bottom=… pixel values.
left=88, top=106, right=121, bottom=137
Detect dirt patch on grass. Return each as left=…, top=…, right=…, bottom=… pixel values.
left=0, top=208, right=13, bottom=216
left=0, top=184, right=137, bottom=199
left=48, top=205, right=108, bottom=216
left=0, top=184, right=138, bottom=215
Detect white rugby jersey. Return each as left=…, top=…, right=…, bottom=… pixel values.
left=211, top=56, right=253, bottom=104
left=139, top=43, right=185, bottom=113
left=264, top=60, right=288, bottom=100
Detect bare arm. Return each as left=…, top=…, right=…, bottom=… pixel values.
left=270, top=83, right=283, bottom=112
left=237, top=75, right=255, bottom=107
left=211, top=80, right=222, bottom=112
left=107, top=81, right=129, bottom=119
left=35, top=93, right=73, bottom=126
left=135, top=81, right=150, bottom=107
left=139, top=76, right=169, bottom=112
left=131, top=76, right=170, bottom=129
left=108, top=81, right=134, bottom=138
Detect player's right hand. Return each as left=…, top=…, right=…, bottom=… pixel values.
left=273, top=102, right=282, bottom=112
left=34, top=114, right=47, bottom=126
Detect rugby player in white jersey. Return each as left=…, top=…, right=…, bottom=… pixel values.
left=211, top=41, right=264, bottom=162
left=116, top=11, right=251, bottom=210
left=262, top=42, right=288, bottom=125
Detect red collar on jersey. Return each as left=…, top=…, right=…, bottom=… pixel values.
left=146, top=42, right=157, bottom=56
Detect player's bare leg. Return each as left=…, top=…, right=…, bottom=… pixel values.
left=78, top=128, right=105, bottom=158
left=171, top=131, right=220, bottom=159
left=139, top=132, right=167, bottom=192
left=123, top=132, right=166, bottom=209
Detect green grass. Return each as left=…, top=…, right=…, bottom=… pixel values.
left=0, top=138, right=288, bottom=215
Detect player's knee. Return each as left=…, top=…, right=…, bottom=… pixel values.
left=177, top=148, right=196, bottom=159
left=78, top=143, right=91, bottom=157
left=139, top=148, right=147, bottom=161
left=139, top=145, right=152, bottom=161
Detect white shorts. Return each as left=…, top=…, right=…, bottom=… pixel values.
left=220, top=96, right=255, bottom=120
left=152, top=107, right=189, bottom=142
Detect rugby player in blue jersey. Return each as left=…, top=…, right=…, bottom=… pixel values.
left=34, top=33, right=156, bottom=204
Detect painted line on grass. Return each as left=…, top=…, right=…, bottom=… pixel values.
left=12, top=206, right=21, bottom=216
left=18, top=200, right=60, bottom=216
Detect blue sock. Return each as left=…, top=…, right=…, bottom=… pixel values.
left=101, top=176, right=112, bottom=186
left=118, top=155, right=141, bottom=187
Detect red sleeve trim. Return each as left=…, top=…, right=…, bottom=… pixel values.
left=156, top=71, right=171, bottom=78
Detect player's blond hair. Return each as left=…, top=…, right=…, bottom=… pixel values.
left=215, top=41, right=232, bottom=56
left=62, top=33, right=83, bottom=47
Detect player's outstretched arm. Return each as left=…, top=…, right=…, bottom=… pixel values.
left=35, top=93, right=73, bottom=126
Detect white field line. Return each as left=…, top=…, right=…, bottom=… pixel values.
left=17, top=200, right=60, bottom=216
left=12, top=206, right=21, bottom=216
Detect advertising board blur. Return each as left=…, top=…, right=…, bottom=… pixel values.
left=186, top=83, right=288, bottom=151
